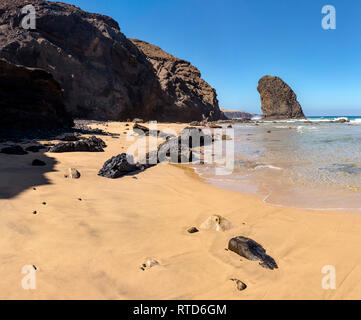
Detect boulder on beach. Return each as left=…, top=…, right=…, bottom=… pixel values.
left=228, top=236, right=278, bottom=270
left=98, top=153, right=151, bottom=179
left=49, top=136, right=106, bottom=153
left=257, top=75, right=305, bottom=120
left=32, top=159, right=46, bottom=166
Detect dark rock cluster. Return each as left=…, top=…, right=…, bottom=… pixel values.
left=49, top=136, right=106, bottom=153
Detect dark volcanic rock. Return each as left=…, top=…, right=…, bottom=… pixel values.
left=228, top=236, right=278, bottom=270
left=25, top=145, right=46, bottom=153
left=101, top=127, right=213, bottom=178
left=187, top=227, right=199, bottom=234
left=0, top=58, right=73, bottom=136
left=131, top=39, right=225, bottom=122
left=98, top=153, right=150, bottom=179
left=1, top=145, right=28, bottom=155
left=0, top=0, right=223, bottom=122
left=49, top=136, right=106, bottom=153
left=32, top=159, right=46, bottom=166
left=156, top=127, right=212, bottom=163
left=257, top=76, right=305, bottom=120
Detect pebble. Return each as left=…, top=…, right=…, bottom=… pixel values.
left=187, top=227, right=199, bottom=234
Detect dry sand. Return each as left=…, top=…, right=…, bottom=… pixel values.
left=1, top=122, right=361, bottom=299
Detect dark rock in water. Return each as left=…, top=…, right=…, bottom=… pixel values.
left=25, top=145, right=46, bottom=153
left=0, top=58, right=73, bottom=137
left=98, top=153, right=150, bottom=179
left=32, top=159, right=46, bottom=166
left=230, top=278, right=247, bottom=291
left=1, top=145, right=27, bottom=155
left=257, top=76, right=305, bottom=120
left=49, top=136, right=106, bottom=153
left=187, top=227, right=199, bottom=234
left=228, top=236, right=278, bottom=270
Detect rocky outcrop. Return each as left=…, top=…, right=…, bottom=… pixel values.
left=257, top=76, right=305, bottom=119
left=0, top=58, right=73, bottom=136
left=131, top=39, right=225, bottom=122
left=49, top=136, right=106, bottom=153
left=0, top=0, right=223, bottom=122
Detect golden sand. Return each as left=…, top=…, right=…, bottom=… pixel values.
left=1, top=122, right=361, bottom=299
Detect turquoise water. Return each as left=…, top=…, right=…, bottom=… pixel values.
left=194, top=116, right=361, bottom=211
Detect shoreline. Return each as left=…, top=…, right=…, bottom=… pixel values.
left=1, top=122, right=361, bottom=299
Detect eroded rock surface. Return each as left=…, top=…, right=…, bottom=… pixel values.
left=257, top=76, right=305, bottom=119
left=228, top=236, right=278, bottom=270
left=49, top=136, right=106, bottom=153
left=0, top=0, right=224, bottom=122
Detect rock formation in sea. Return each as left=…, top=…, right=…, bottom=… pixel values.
left=0, top=58, right=73, bottom=137
left=257, top=76, right=305, bottom=119
left=0, top=0, right=224, bottom=122
left=131, top=39, right=225, bottom=122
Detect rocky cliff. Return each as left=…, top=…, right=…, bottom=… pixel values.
left=0, top=0, right=223, bottom=122
left=257, top=76, right=305, bottom=119
left=0, top=58, right=73, bottom=136
left=131, top=39, right=224, bottom=122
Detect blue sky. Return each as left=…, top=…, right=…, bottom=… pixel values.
left=60, top=0, right=361, bottom=115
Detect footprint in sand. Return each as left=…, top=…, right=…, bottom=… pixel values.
left=200, top=215, right=233, bottom=232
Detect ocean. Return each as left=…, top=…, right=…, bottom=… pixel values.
left=193, top=116, right=361, bottom=211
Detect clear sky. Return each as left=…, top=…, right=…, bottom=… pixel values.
left=59, top=0, right=361, bottom=115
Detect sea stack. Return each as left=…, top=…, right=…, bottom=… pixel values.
left=257, top=76, right=305, bottom=119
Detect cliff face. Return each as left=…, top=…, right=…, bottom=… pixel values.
left=130, top=39, right=224, bottom=122
left=0, top=0, right=223, bottom=122
left=257, top=76, right=305, bottom=119
left=0, top=58, right=73, bottom=136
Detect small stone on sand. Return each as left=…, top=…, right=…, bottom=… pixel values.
left=200, top=215, right=233, bottom=232
left=187, top=227, right=199, bottom=234
left=231, top=278, right=247, bottom=291
left=68, top=168, right=81, bottom=179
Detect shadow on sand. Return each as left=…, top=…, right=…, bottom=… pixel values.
left=0, top=148, right=58, bottom=199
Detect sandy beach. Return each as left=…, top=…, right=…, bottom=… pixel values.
left=1, top=121, right=361, bottom=300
